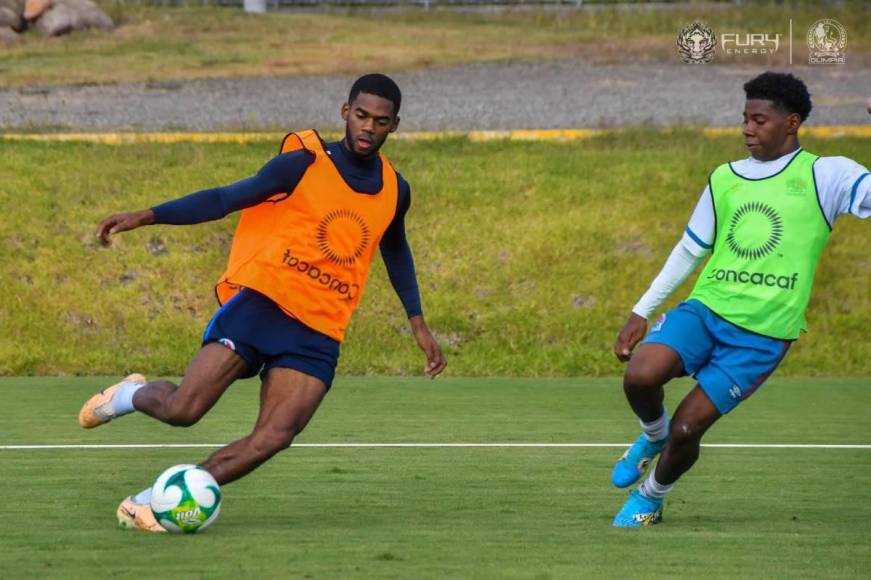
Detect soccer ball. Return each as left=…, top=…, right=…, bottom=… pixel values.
left=150, top=464, right=222, bottom=533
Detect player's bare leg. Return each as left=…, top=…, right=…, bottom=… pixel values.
left=654, top=386, right=721, bottom=485
left=133, top=343, right=248, bottom=426
left=85, top=343, right=247, bottom=531
left=200, top=367, right=327, bottom=485
left=78, top=343, right=247, bottom=429
left=611, top=344, right=684, bottom=488
left=623, top=343, right=684, bottom=423
left=614, top=385, right=722, bottom=527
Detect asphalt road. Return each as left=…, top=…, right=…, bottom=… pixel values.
left=1, top=60, right=869, bottom=131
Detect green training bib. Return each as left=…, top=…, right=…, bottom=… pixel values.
left=689, top=150, right=830, bottom=339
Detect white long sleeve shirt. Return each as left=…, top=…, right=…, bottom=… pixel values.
left=632, top=148, right=871, bottom=319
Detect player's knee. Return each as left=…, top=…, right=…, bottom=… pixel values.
left=250, top=425, right=298, bottom=458
left=164, top=402, right=203, bottom=427
left=668, top=419, right=703, bottom=447
left=624, top=363, right=664, bottom=393
left=165, top=412, right=199, bottom=428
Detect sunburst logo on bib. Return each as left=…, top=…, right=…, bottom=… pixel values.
left=316, top=209, right=371, bottom=266
left=725, top=201, right=783, bottom=260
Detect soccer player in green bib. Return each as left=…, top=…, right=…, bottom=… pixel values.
left=610, top=72, right=871, bottom=527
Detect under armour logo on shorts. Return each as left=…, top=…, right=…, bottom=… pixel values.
left=218, top=338, right=236, bottom=351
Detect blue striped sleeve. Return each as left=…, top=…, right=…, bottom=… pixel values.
left=684, top=226, right=712, bottom=250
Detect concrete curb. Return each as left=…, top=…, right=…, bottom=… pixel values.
left=1, top=125, right=870, bottom=144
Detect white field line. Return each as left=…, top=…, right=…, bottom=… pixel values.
left=0, top=443, right=869, bottom=450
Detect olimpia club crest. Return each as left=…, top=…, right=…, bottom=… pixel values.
left=807, top=19, right=846, bottom=64
left=677, top=22, right=716, bottom=64
left=725, top=201, right=784, bottom=260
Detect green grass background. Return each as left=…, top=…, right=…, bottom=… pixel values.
left=1, top=376, right=869, bottom=578
left=2, top=130, right=870, bottom=376
left=1, top=1, right=868, bottom=87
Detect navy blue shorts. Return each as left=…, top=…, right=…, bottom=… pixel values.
left=202, top=289, right=340, bottom=388
left=642, top=300, right=791, bottom=415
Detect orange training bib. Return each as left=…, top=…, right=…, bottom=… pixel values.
left=216, top=130, right=399, bottom=342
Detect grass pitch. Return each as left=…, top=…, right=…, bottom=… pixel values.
left=1, top=376, right=869, bottom=578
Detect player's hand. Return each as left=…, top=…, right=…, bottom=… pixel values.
left=409, top=315, right=447, bottom=379
left=96, top=209, right=155, bottom=246
left=613, top=312, right=648, bottom=363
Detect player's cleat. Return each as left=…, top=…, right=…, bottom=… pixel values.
left=116, top=496, right=166, bottom=532
left=612, top=489, right=663, bottom=528
left=78, top=373, right=147, bottom=429
left=611, top=433, right=667, bottom=488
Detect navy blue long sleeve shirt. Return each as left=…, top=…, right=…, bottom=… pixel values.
left=151, top=141, right=422, bottom=317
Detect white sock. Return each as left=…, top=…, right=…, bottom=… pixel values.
left=640, top=409, right=669, bottom=442
left=132, top=487, right=152, bottom=505
left=111, top=381, right=147, bottom=415
left=639, top=472, right=674, bottom=500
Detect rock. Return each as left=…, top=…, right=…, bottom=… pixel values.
left=65, top=0, right=112, bottom=27
left=0, top=6, right=23, bottom=31
left=0, top=0, right=25, bottom=15
left=34, top=0, right=112, bottom=37
left=146, top=237, right=168, bottom=256
left=34, top=2, right=72, bottom=35
left=24, top=0, right=50, bottom=20
left=0, top=24, right=20, bottom=41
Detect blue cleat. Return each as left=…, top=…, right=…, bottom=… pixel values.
left=613, top=489, right=663, bottom=528
left=611, top=433, right=667, bottom=488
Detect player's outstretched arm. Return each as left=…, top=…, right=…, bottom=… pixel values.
left=96, top=209, right=155, bottom=246
left=612, top=187, right=712, bottom=361
left=409, top=315, right=446, bottom=378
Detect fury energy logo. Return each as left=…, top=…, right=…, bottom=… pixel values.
left=709, top=202, right=798, bottom=290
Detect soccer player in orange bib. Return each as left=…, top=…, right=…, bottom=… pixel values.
left=78, top=74, right=446, bottom=532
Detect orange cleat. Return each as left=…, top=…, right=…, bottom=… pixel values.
left=78, top=373, right=147, bottom=428
left=116, top=496, right=166, bottom=533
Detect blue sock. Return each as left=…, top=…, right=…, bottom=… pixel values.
left=112, top=381, right=146, bottom=415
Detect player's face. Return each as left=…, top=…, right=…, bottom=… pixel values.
left=742, top=99, right=800, bottom=161
left=341, top=92, right=399, bottom=159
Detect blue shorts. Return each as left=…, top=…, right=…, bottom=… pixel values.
left=642, top=299, right=791, bottom=414
left=202, top=289, right=340, bottom=388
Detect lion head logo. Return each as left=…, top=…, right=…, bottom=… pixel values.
left=677, top=22, right=716, bottom=64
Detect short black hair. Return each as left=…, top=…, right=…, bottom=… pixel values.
left=348, top=73, right=402, bottom=116
left=743, top=71, right=812, bottom=122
